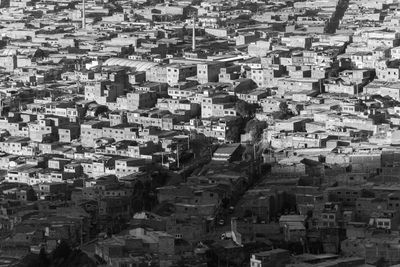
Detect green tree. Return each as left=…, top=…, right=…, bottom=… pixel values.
left=38, top=248, right=49, bottom=267
left=245, top=119, right=267, bottom=142
left=235, top=100, right=258, bottom=118
left=279, top=101, right=289, bottom=113
left=52, top=240, right=71, bottom=261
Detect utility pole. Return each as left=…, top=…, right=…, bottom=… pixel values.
left=0, top=95, right=3, bottom=116
left=80, top=218, right=83, bottom=248
left=356, top=83, right=359, bottom=98
left=319, top=79, right=322, bottom=94
left=176, top=144, right=180, bottom=168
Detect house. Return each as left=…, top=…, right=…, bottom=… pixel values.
left=279, top=215, right=306, bottom=242
left=212, top=143, right=242, bottom=162
left=250, top=249, right=290, bottom=267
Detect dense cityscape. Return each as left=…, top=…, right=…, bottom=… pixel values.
left=1, top=0, right=400, bottom=266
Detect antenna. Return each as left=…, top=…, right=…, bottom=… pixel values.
left=82, top=0, right=86, bottom=29
left=192, top=14, right=196, bottom=51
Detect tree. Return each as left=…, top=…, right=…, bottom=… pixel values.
left=225, top=122, right=242, bottom=143
left=38, top=247, right=49, bottom=267
left=52, top=240, right=71, bottom=261
left=279, top=101, right=289, bottom=113
left=235, top=100, right=258, bottom=118
left=295, top=104, right=303, bottom=115
left=221, top=198, right=230, bottom=209
left=94, top=105, right=108, bottom=116
left=245, top=119, right=267, bottom=142
left=244, top=209, right=253, bottom=218
left=271, top=101, right=295, bottom=120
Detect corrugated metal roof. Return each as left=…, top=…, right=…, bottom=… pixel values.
left=103, top=58, right=158, bottom=71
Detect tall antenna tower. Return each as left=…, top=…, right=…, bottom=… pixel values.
left=192, top=15, right=196, bottom=51
left=82, top=0, right=86, bottom=29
